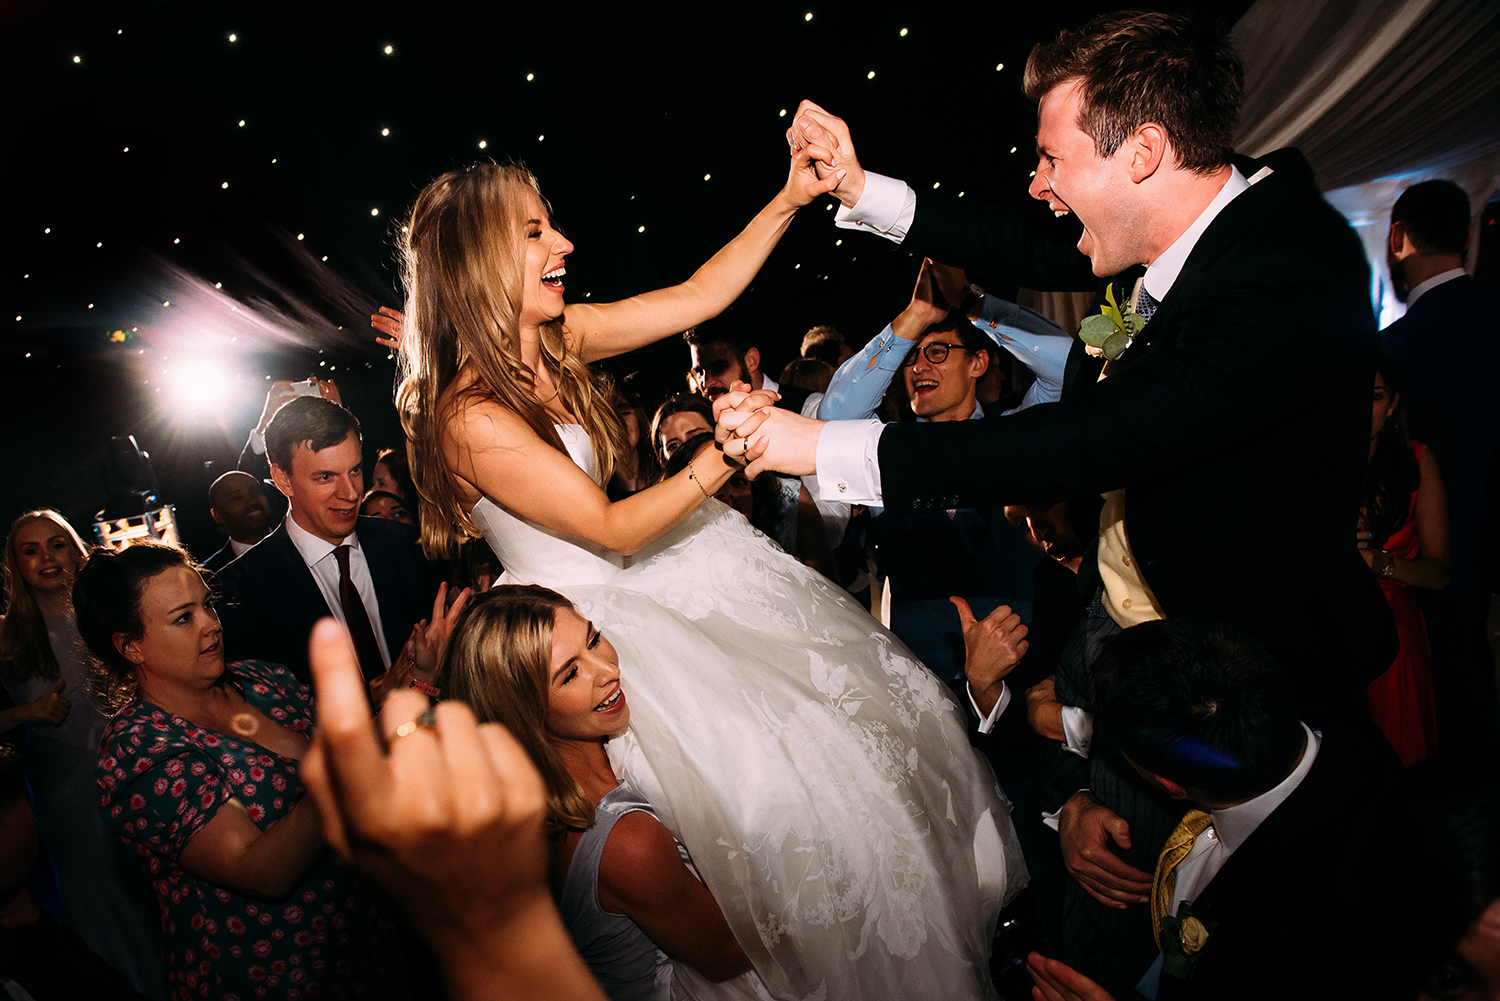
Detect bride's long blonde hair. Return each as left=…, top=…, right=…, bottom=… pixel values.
left=396, top=163, right=626, bottom=559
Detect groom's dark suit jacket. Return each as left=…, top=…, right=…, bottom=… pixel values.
left=877, top=148, right=1396, bottom=714
left=215, top=516, right=435, bottom=683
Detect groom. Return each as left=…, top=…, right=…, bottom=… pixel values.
left=719, top=8, right=1393, bottom=717
left=717, top=11, right=1396, bottom=991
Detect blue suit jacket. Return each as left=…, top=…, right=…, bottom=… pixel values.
left=215, top=516, right=435, bottom=683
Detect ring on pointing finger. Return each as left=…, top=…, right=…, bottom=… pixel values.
left=393, top=708, right=437, bottom=740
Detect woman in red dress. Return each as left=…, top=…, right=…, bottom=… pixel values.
left=1358, top=363, right=1451, bottom=765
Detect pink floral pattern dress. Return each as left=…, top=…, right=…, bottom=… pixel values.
left=97, top=660, right=404, bottom=1000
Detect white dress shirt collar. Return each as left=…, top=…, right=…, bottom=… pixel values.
left=1406, top=267, right=1467, bottom=308
left=284, top=510, right=358, bottom=568
left=1210, top=722, right=1321, bottom=853
left=1143, top=166, right=1251, bottom=302
left=228, top=537, right=256, bottom=558
left=760, top=373, right=780, bottom=395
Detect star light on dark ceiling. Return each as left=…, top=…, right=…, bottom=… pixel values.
left=0, top=0, right=1252, bottom=528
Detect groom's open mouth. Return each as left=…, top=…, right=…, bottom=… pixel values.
left=594, top=687, right=624, bottom=713
left=912, top=378, right=940, bottom=396
left=542, top=266, right=566, bottom=291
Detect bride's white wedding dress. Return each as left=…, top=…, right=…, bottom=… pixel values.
left=471, top=426, right=1025, bottom=1001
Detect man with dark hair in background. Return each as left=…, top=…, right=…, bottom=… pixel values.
left=217, top=396, right=437, bottom=685
left=683, top=318, right=813, bottom=415
left=1381, top=179, right=1500, bottom=750
left=201, top=470, right=271, bottom=574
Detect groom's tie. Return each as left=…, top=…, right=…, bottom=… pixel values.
left=1151, top=807, right=1212, bottom=948
left=1132, top=279, right=1160, bottom=324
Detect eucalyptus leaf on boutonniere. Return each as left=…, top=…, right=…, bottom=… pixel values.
left=1161, top=901, right=1219, bottom=981
left=1078, top=283, right=1147, bottom=360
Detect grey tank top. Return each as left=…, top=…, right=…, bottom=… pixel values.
left=560, top=784, right=673, bottom=1001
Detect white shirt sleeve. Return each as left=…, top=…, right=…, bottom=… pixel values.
left=814, top=419, right=885, bottom=507
left=1060, top=706, right=1094, bottom=759
left=834, top=172, right=917, bottom=243
left=1041, top=790, right=1090, bottom=832
left=967, top=681, right=1012, bottom=734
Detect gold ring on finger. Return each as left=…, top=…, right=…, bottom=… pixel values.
left=393, top=707, right=437, bottom=740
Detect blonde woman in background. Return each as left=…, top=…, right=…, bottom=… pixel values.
left=0, top=510, right=162, bottom=997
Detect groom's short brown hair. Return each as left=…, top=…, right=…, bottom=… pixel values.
left=1023, top=10, right=1243, bottom=176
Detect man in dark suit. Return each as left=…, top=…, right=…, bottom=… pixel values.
left=715, top=9, right=1395, bottom=991
left=1381, top=179, right=1500, bottom=749
left=1080, top=619, right=1396, bottom=1001
left=200, top=471, right=272, bottom=574
left=217, top=397, right=435, bottom=684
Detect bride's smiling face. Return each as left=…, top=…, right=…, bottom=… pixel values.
left=546, top=606, right=629, bottom=740
left=518, top=190, right=574, bottom=330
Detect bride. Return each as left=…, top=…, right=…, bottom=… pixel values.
left=387, top=153, right=1024, bottom=1000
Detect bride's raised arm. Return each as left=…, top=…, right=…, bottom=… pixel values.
left=565, top=149, right=845, bottom=364
left=448, top=400, right=755, bottom=556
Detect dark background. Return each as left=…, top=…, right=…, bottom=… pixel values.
left=1, top=0, right=1256, bottom=559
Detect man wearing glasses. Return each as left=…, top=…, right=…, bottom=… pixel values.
left=818, top=258, right=1076, bottom=727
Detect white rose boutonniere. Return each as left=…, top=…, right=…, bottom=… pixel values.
left=1161, top=902, right=1218, bottom=981
left=1078, top=283, right=1147, bottom=360
left=1179, top=916, right=1210, bottom=954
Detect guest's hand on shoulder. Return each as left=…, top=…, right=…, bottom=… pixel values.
left=1058, top=791, right=1152, bottom=910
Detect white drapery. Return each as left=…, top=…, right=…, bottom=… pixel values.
left=1233, top=0, right=1500, bottom=321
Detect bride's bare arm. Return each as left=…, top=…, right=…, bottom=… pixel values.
left=450, top=401, right=747, bottom=555
left=566, top=149, right=845, bottom=364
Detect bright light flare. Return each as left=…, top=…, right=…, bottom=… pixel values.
left=167, top=358, right=234, bottom=412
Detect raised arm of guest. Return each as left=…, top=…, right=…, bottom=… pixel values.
left=819, top=258, right=1071, bottom=422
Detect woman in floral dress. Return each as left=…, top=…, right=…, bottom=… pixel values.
left=74, top=541, right=405, bottom=1000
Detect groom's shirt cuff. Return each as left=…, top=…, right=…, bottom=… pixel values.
left=834, top=172, right=916, bottom=243
left=815, top=419, right=885, bottom=506
left=967, top=681, right=1012, bottom=734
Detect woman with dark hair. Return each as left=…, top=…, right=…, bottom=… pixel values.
left=0, top=510, right=163, bottom=996
left=73, top=541, right=404, bottom=1000
left=1358, top=362, right=1450, bottom=765
left=600, top=375, right=660, bottom=500
left=444, top=586, right=753, bottom=999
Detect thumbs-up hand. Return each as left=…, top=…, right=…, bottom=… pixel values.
left=950, top=597, right=1029, bottom=717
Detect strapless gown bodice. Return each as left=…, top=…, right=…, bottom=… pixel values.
left=471, top=425, right=631, bottom=587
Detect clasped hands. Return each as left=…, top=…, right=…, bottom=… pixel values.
left=712, top=385, right=823, bottom=478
